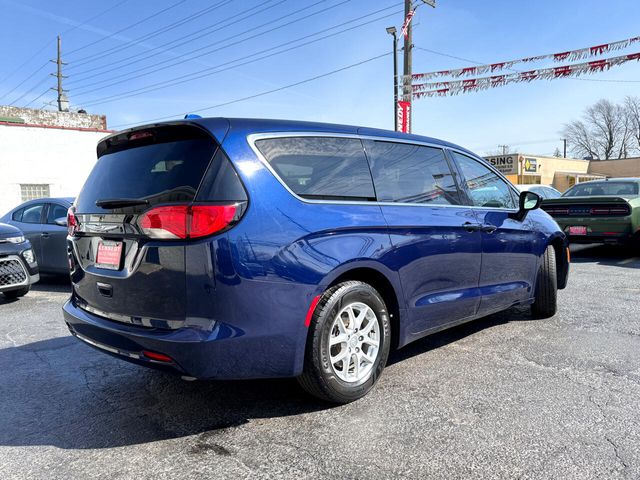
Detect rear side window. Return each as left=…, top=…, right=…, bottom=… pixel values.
left=11, top=209, right=23, bottom=222
left=196, top=148, right=247, bottom=202
left=21, top=203, right=45, bottom=224
left=47, top=204, right=68, bottom=224
left=76, top=126, right=217, bottom=213
left=363, top=140, right=461, bottom=205
left=255, top=137, right=376, bottom=201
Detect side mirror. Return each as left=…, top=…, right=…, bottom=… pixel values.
left=510, top=191, right=541, bottom=222
left=54, top=217, right=68, bottom=227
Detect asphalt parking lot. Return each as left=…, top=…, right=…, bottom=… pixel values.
left=1, top=245, right=639, bottom=479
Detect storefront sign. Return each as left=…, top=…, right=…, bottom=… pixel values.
left=486, top=155, right=517, bottom=175
left=524, top=157, right=537, bottom=173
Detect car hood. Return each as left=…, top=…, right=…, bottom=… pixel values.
left=0, top=222, right=22, bottom=237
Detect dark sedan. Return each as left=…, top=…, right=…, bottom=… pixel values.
left=0, top=197, right=73, bottom=274
left=0, top=222, right=39, bottom=298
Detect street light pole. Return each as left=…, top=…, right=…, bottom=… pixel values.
left=386, top=26, right=398, bottom=131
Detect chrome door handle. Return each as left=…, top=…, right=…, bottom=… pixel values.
left=481, top=224, right=497, bottom=234
left=463, top=222, right=482, bottom=232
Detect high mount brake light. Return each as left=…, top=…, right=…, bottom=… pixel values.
left=138, top=204, right=239, bottom=239
left=129, top=131, right=153, bottom=141
left=67, top=207, right=79, bottom=236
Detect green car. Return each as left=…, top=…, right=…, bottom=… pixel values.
left=541, top=178, right=640, bottom=245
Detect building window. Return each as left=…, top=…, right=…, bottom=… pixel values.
left=20, top=184, right=50, bottom=202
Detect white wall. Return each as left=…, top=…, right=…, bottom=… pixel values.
left=0, top=125, right=109, bottom=215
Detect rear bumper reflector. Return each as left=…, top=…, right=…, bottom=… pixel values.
left=305, top=295, right=321, bottom=328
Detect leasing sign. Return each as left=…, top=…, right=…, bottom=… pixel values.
left=485, top=155, right=518, bottom=175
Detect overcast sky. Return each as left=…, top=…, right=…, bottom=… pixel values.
left=1, top=0, right=639, bottom=156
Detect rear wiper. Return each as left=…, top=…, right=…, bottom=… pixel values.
left=95, top=198, right=149, bottom=209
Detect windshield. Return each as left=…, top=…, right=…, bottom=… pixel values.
left=562, top=182, right=639, bottom=197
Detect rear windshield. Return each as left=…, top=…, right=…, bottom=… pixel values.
left=255, top=137, right=376, bottom=201
left=76, top=126, right=217, bottom=213
left=562, top=182, right=639, bottom=197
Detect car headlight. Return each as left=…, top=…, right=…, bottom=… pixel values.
left=6, top=235, right=25, bottom=244
left=22, top=249, right=35, bottom=264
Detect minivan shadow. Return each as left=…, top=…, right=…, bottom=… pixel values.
left=0, top=336, right=327, bottom=450
left=0, top=306, right=527, bottom=451
left=388, top=305, right=531, bottom=366
left=569, top=244, right=640, bottom=268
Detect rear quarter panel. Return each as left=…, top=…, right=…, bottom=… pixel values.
left=209, top=130, right=404, bottom=376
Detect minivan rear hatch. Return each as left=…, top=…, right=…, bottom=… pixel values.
left=69, top=123, right=245, bottom=328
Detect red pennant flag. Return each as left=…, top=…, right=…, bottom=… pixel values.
left=590, top=44, right=609, bottom=55
left=588, top=59, right=608, bottom=71
left=554, top=65, right=572, bottom=77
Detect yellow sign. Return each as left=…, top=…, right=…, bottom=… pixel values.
left=524, top=157, right=537, bottom=173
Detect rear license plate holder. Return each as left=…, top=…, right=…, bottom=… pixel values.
left=569, top=226, right=587, bottom=236
left=96, top=240, right=123, bottom=270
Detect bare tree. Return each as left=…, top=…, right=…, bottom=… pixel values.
left=553, top=147, right=562, bottom=157
left=562, top=99, right=635, bottom=159
left=625, top=96, right=640, bottom=154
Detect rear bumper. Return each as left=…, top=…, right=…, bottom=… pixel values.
left=555, top=219, right=635, bottom=245
left=62, top=297, right=305, bottom=380
left=567, top=232, right=634, bottom=245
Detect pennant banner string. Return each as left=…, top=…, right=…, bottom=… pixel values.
left=412, top=52, right=640, bottom=99
left=408, top=36, right=640, bottom=81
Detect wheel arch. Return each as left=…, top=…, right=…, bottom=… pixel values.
left=321, top=263, right=404, bottom=350
left=547, top=234, right=569, bottom=290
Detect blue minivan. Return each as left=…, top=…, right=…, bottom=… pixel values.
left=63, top=118, right=569, bottom=403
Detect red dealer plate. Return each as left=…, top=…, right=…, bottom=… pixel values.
left=96, top=241, right=123, bottom=269
left=569, top=226, right=587, bottom=236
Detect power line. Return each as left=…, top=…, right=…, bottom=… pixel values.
left=0, top=0, right=131, bottom=102
left=70, top=0, right=355, bottom=92
left=75, top=4, right=400, bottom=105
left=8, top=76, right=50, bottom=106
left=0, top=62, right=49, bottom=102
left=66, top=0, right=236, bottom=69
left=110, top=51, right=392, bottom=129
left=0, top=0, right=130, bottom=86
left=65, top=0, right=187, bottom=56
left=67, top=0, right=309, bottom=83
left=23, top=88, right=51, bottom=108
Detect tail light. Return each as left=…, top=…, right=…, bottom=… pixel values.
left=138, top=204, right=242, bottom=239
left=590, top=206, right=630, bottom=216
left=543, top=207, right=569, bottom=216
left=67, top=207, right=79, bottom=236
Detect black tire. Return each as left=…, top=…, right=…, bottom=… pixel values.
left=297, top=281, right=391, bottom=404
left=531, top=246, right=557, bottom=318
left=3, top=286, right=30, bottom=299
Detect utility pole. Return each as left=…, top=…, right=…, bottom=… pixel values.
left=399, top=0, right=435, bottom=133
left=402, top=0, right=412, bottom=133
left=498, top=144, right=510, bottom=155
left=563, top=138, right=567, bottom=158
left=51, top=35, right=69, bottom=112
left=386, top=27, right=398, bottom=131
